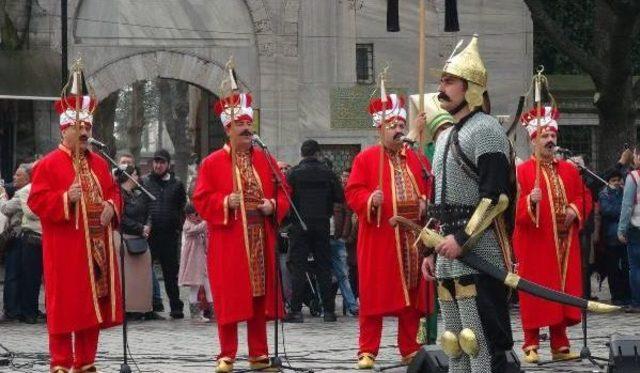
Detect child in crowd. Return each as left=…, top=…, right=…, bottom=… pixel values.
left=178, top=204, right=213, bottom=321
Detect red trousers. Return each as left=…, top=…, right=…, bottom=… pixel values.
left=49, top=327, right=100, bottom=370
left=358, top=306, right=422, bottom=358
left=523, top=324, right=570, bottom=351
left=217, top=296, right=268, bottom=361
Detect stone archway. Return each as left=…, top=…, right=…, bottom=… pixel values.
left=85, top=51, right=242, bottom=101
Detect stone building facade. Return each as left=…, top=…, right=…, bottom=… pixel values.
left=0, top=0, right=533, bottom=179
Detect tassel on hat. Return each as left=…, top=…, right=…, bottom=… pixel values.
left=387, top=0, right=400, bottom=32
left=444, top=0, right=460, bottom=32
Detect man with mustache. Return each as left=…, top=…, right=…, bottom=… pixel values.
left=345, top=93, right=433, bottom=369
left=420, top=34, right=515, bottom=373
left=513, top=107, right=589, bottom=363
left=193, top=92, right=291, bottom=372
left=28, top=93, right=122, bottom=373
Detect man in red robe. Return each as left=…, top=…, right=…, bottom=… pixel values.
left=193, top=92, right=290, bottom=373
left=28, top=94, right=122, bottom=373
left=346, top=93, right=433, bottom=369
left=514, top=106, right=590, bottom=363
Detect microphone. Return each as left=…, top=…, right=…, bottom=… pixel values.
left=252, top=134, right=268, bottom=149
left=88, top=137, right=108, bottom=149
left=554, top=146, right=573, bottom=155
left=400, top=136, right=417, bottom=146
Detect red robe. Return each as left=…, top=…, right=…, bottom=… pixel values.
left=28, top=146, right=123, bottom=335
left=514, top=157, right=591, bottom=330
left=345, top=145, right=434, bottom=317
left=193, top=145, right=290, bottom=326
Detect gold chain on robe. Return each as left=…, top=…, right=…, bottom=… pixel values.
left=77, top=153, right=109, bottom=298
left=388, top=149, right=421, bottom=290
left=237, top=150, right=266, bottom=297
left=541, top=161, right=570, bottom=285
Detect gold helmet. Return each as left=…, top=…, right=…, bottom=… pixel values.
left=442, top=34, right=487, bottom=110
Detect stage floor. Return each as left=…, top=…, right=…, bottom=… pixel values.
left=0, top=276, right=637, bottom=372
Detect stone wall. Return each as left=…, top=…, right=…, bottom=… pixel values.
left=7, top=0, right=534, bottom=164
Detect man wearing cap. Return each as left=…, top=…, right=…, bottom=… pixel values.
left=345, top=93, right=433, bottom=369
left=193, top=92, right=291, bottom=372
left=284, top=139, right=344, bottom=323
left=143, top=148, right=187, bottom=319
left=28, top=94, right=122, bottom=373
left=514, top=107, right=588, bottom=363
left=420, top=35, right=514, bottom=372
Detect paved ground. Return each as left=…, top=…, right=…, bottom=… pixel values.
left=0, top=274, right=638, bottom=373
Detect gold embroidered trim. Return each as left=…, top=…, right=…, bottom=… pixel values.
left=81, top=198, right=103, bottom=323
left=389, top=158, right=410, bottom=306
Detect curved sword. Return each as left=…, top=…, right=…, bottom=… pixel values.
left=390, top=216, right=620, bottom=313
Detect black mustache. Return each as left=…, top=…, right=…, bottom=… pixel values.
left=79, top=136, right=88, bottom=141
left=438, top=92, right=451, bottom=102
left=393, top=133, right=403, bottom=140
left=240, top=130, right=252, bottom=136
left=545, top=142, right=556, bottom=149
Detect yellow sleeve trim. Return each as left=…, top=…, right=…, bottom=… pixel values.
left=106, top=199, right=119, bottom=222
left=568, top=203, right=582, bottom=226
left=526, top=194, right=536, bottom=223
left=63, top=192, right=70, bottom=221
left=223, top=195, right=229, bottom=225
left=366, top=192, right=375, bottom=224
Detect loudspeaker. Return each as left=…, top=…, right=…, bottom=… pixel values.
left=407, top=345, right=523, bottom=373
left=407, top=345, right=448, bottom=373
left=607, top=334, right=640, bottom=372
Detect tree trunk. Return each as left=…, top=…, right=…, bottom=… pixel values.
left=127, top=81, right=145, bottom=161
left=158, top=79, right=190, bottom=183
left=93, top=90, right=119, bottom=158
left=596, top=79, right=637, bottom=169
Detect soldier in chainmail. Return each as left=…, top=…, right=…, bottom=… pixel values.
left=421, top=34, right=515, bottom=373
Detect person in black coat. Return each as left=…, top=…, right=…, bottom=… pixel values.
left=283, top=140, right=344, bottom=323
left=142, top=149, right=187, bottom=319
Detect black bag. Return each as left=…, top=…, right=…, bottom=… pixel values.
left=124, top=236, right=149, bottom=255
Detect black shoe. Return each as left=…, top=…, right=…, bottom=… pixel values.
left=126, top=312, right=144, bottom=321
left=323, top=312, right=337, bottom=322
left=283, top=311, right=303, bottom=323
left=153, top=301, right=165, bottom=312
left=170, top=311, right=184, bottom=319
left=20, top=315, right=38, bottom=324
left=143, top=311, right=166, bottom=320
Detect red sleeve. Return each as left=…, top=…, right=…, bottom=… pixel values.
left=101, top=161, right=122, bottom=227
left=193, top=157, right=231, bottom=226
left=566, top=167, right=589, bottom=228
left=515, top=164, right=536, bottom=226
left=345, top=152, right=375, bottom=224
left=269, top=153, right=291, bottom=224
left=27, top=158, right=72, bottom=223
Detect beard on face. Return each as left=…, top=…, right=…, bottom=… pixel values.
left=393, top=132, right=403, bottom=141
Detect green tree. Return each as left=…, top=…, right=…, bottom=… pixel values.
left=525, top=0, right=640, bottom=168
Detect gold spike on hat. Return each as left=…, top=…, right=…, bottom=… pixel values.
left=442, top=34, right=487, bottom=109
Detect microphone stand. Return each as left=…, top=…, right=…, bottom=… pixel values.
left=538, top=149, right=609, bottom=369
left=237, top=139, right=310, bottom=373
left=93, top=144, right=156, bottom=373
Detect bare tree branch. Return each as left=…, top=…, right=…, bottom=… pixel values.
left=523, top=0, right=607, bottom=86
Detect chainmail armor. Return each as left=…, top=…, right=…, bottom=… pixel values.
left=432, top=112, right=510, bottom=279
